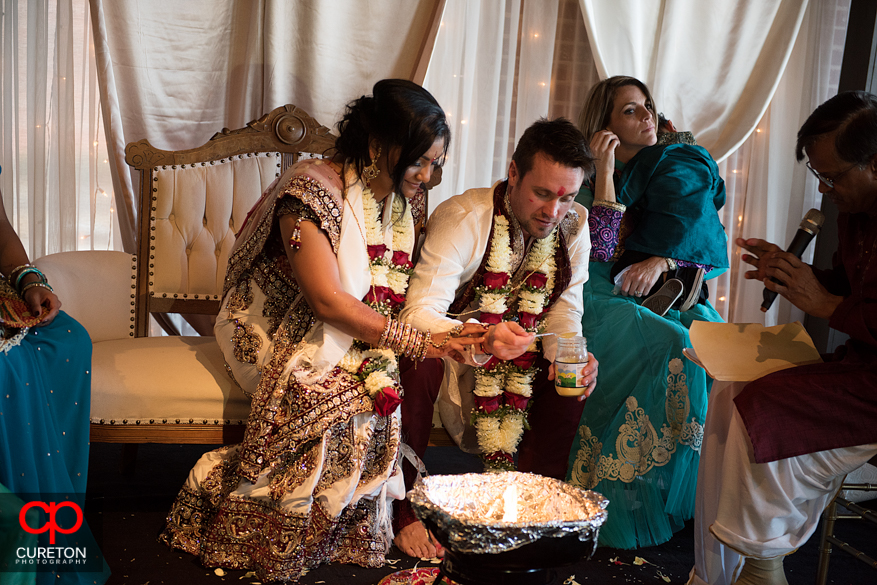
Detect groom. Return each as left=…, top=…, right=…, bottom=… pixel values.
left=395, top=117, right=599, bottom=557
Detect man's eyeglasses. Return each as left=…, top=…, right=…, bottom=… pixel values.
left=806, top=161, right=858, bottom=189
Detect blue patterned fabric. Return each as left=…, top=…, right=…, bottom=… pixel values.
left=0, top=311, right=109, bottom=584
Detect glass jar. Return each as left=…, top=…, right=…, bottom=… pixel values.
left=554, top=335, right=589, bottom=397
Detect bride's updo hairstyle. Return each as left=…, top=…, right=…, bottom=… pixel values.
left=335, top=79, right=450, bottom=195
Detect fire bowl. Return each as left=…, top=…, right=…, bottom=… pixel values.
left=408, top=472, right=607, bottom=583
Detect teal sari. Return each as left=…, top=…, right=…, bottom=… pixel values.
left=566, top=146, right=726, bottom=549
left=0, top=312, right=110, bottom=584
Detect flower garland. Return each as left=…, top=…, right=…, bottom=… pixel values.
left=363, top=190, right=415, bottom=315
left=342, top=189, right=415, bottom=416
left=471, top=214, right=559, bottom=471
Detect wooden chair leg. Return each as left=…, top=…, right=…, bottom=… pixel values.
left=815, top=497, right=838, bottom=585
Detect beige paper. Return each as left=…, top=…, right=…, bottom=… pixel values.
left=688, top=321, right=823, bottom=381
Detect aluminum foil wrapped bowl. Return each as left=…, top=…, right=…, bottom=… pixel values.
left=409, top=472, right=608, bottom=577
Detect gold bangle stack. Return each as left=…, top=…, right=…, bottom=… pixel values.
left=379, top=318, right=430, bottom=362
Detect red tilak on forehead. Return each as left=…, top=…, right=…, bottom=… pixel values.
left=557, top=186, right=566, bottom=197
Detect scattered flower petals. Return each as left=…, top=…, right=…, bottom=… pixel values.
left=214, top=568, right=226, bottom=577
left=658, top=571, right=671, bottom=582
left=239, top=573, right=256, bottom=580
left=563, top=576, right=581, bottom=585
left=609, top=556, right=628, bottom=565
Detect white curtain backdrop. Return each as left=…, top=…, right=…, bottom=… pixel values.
left=716, top=0, right=849, bottom=325
left=0, top=0, right=116, bottom=258
left=423, top=0, right=562, bottom=214
left=89, top=0, right=443, bottom=251
left=580, top=0, right=809, bottom=163
left=2, top=0, right=852, bottom=333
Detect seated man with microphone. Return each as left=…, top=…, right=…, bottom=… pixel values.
left=688, top=91, right=877, bottom=585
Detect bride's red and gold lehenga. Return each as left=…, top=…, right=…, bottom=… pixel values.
left=160, top=158, right=424, bottom=582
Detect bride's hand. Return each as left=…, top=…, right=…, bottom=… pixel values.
left=426, top=323, right=486, bottom=361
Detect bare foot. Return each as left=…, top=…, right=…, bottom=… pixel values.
left=393, top=520, right=445, bottom=559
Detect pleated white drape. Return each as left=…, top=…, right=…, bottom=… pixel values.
left=0, top=0, right=116, bottom=257
left=421, top=0, right=563, bottom=214
left=89, top=0, right=443, bottom=251
left=715, top=0, right=848, bottom=325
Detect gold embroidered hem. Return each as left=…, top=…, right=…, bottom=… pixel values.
left=160, top=474, right=391, bottom=582
left=569, top=358, right=704, bottom=489
left=160, top=387, right=402, bottom=582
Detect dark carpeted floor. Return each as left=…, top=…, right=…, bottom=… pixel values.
left=84, top=443, right=874, bottom=585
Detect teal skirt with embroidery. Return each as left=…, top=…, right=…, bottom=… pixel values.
left=566, top=261, right=721, bottom=549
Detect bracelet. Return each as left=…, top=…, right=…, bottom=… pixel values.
left=8, top=263, right=36, bottom=281
left=418, top=330, right=431, bottom=361
left=402, top=324, right=414, bottom=356
left=429, top=322, right=465, bottom=349
left=430, top=333, right=451, bottom=350
left=378, top=317, right=393, bottom=348
left=14, top=267, right=46, bottom=292
left=665, top=257, right=678, bottom=271
left=386, top=319, right=399, bottom=348
left=393, top=320, right=406, bottom=348
left=20, top=281, right=53, bottom=295
left=408, top=330, right=421, bottom=358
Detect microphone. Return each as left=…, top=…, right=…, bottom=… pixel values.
left=761, top=208, right=826, bottom=311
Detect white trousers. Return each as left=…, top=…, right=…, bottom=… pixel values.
left=688, top=380, right=877, bottom=585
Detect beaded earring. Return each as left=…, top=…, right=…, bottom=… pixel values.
left=363, top=144, right=382, bottom=184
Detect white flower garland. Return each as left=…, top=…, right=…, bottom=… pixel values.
left=341, top=189, right=415, bottom=403
left=486, top=216, right=512, bottom=274
left=472, top=212, right=559, bottom=471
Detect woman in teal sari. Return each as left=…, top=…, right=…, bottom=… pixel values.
left=0, top=182, right=108, bottom=584
left=566, top=76, right=728, bottom=549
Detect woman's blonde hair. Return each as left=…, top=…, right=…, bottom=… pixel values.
left=577, top=76, right=656, bottom=141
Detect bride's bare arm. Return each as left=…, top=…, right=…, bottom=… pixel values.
left=282, top=214, right=384, bottom=344
left=281, top=214, right=482, bottom=356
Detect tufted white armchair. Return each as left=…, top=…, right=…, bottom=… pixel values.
left=35, top=105, right=335, bottom=453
